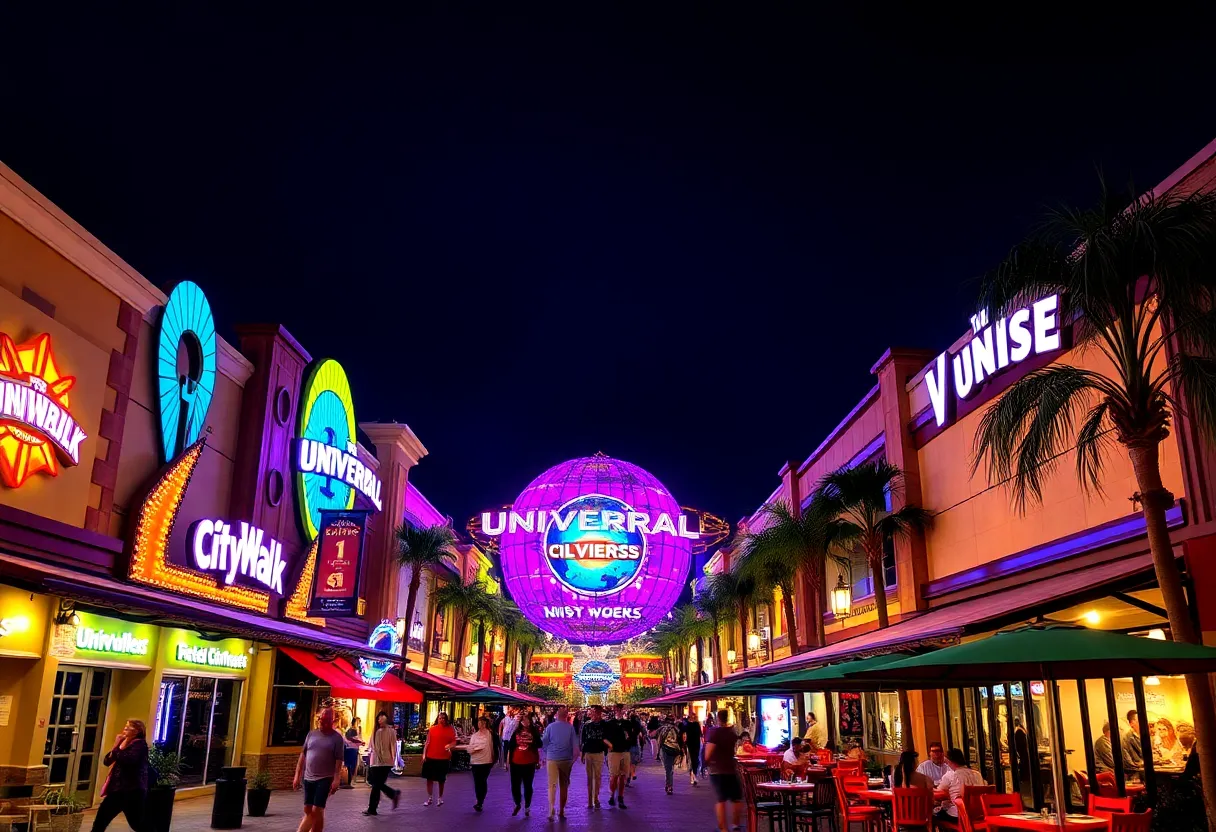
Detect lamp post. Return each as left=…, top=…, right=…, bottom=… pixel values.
left=830, top=575, right=853, bottom=620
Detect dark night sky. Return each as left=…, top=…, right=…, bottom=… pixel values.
left=2, top=7, right=1214, bottom=531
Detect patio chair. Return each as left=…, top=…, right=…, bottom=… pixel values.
left=1072, top=770, right=1092, bottom=801
left=1088, top=794, right=1132, bottom=819
left=1094, top=773, right=1122, bottom=797
left=892, top=787, right=934, bottom=832
left=834, top=774, right=883, bottom=832
left=839, top=775, right=870, bottom=803
left=794, top=778, right=839, bottom=832
left=961, top=785, right=995, bottom=832
left=741, top=765, right=783, bottom=832
left=1109, top=810, right=1152, bottom=832
left=978, top=793, right=1022, bottom=819
left=836, top=759, right=863, bottom=775
left=816, top=749, right=834, bottom=765
left=952, top=799, right=975, bottom=832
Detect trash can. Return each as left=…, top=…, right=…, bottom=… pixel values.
left=211, top=765, right=247, bottom=829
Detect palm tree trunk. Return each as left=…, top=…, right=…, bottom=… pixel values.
left=422, top=599, right=436, bottom=674
left=738, top=604, right=750, bottom=669
left=486, top=626, right=499, bottom=687
left=817, top=559, right=829, bottom=647
left=475, top=621, right=487, bottom=682
left=869, top=546, right=891, bottom=629
left=780, top=583, right=801, bottom=654
left=1127, top=442, right=1216, bottom=827
left=403, top=566, right=422, bottom=656
left=713, top=629, right=724, bottom=680
left=501, top=634, right=512, bottom=686
left=452, top=614, right=469, bottom=680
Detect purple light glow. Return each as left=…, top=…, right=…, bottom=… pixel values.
left=498, top=454, right=693, bottom=644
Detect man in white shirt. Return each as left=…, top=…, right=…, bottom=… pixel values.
left=499, top=707, right=520, bottom=771
left=917, top=741, right=950, bottom=786
left=782, top=741, right=809, bottom=765
left=936, top=748, right=986, bottom=819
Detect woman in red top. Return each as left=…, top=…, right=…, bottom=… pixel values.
left=509, top=713, right=540, bottom=816
left=422, top=712, right=458, bottom=806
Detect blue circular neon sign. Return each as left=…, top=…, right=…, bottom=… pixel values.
left=358, top=621, right=401, bottom=684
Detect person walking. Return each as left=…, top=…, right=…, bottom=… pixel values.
left=421, top=712, right=458, bottom=806
left=542, top=705, right=578, bottom=820
left=647, top=712, right=661, bottom=760
left=627, top=710, right=645, bottom=783
left=91, top=719, right=149, bottom=832
left=362, top=712, right=401, bottom=815
left=510, top=713, right=540, bottom=816
left=343, top=716, right=364, bottom=788
left=467, top=716, right=496, bottom=812
left=704, top=709, right=743, bottom=832
left=604, top=703, right=637, bottom=808
left=499, top=707, right=520, bottom=772
left=292, top=707, right=345, bottom=832
left=682, top=712, right=702, bottom=786
left=657, top=714, right=682, bottom=795
left=580, top=705, right=608, bottom=809
left=700, top=713, right=715, bottom=778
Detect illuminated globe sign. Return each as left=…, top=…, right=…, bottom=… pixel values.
left=484, top=454, right=696, bottom=644
left=574, top=660, right=619, bottom=694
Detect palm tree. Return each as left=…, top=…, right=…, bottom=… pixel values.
left=431, top=577, right=492, bottom=679
left=696, top=577, right=734, bottom=681
left=815, top=461, right=932, bottom=630
left=648, top=620, right=683, bottom=686
left=494, top=599, right=523, bottom=686
left=506, top=614, right=544, bottom=688
left=395, top=523, right=457, bottom=656
left=971, top=182, right=1216, bottom=818
left=473, top=593, right=506, bottom=684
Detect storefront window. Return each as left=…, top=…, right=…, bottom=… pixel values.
left=863, top=691, right=900, bottom=752
left=153, top=674, right=242, bottom=786
left=270, top=652, right=328, bottom=746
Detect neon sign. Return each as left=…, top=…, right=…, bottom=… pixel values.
left=924, top=294, right=1062, bottom=428
left=76, top=625, right=150, bottom=657
left=156, top=281, right=216, bottom=463
left=175, top=643, right=249, bottom=670
left=189, top=519, right=289, bottom=595
left=358, top=620, right=401, bottom=684
left=488, top=454, right=696, bottom=644
left=294, top=358, right=381, bottom=541
left=0, top=332, right=87, bottom=487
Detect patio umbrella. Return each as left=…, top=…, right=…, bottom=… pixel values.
left=847, top=622, right=1216, bottom=831
left=722, top=652, right=915, bottom=693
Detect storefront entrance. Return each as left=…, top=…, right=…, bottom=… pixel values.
left=153, top=675, right=242, bottom=787
left=43, top=666, right=111, bottom=801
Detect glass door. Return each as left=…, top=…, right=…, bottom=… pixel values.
left=43, top=666, right=110, bottom=802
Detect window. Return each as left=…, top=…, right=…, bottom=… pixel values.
left=270, top=652, right=328, bottom=747
left=152, top=674, right=241, bottom=787
left=863, top=691, right=901, bottom=752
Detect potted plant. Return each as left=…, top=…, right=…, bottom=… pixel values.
left=44, top=789, right=85, bottom=832
left=146, top=747, right=184, bottom=832
left=247, top=769, right=273, bottom=817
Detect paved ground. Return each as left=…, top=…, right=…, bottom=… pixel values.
left=95, top=754, right=730, bottom=832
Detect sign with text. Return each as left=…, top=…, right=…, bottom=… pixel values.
left=71, top=612, right=157, bottom=669
left=308, top=509, right=370, bottom=617
left=0, top=332, right=87, bottom=488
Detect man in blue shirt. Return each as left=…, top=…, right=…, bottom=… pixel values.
left=542, top=706, right=579, bottom=820
left=916, top=741, right=949, bottom=786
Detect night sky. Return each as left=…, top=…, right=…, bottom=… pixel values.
left=2, top=7, right=1213, bottom=533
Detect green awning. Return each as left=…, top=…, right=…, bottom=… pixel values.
left=708, top=652, right=913, bottom=695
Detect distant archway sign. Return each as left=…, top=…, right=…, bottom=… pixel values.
left=472, top=454, right=726, bottom=645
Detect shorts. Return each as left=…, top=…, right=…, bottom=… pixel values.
left=607, top=751, right=630, bottom=777
left=421, top=757, right=450, bottom=783
left=710, top=773, right=743, bottom=803
left=630, top=746, right=643, bottom=765
left=303, top=778, right=332, bottom=808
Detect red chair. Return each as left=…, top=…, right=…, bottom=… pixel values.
left=1088, top=794, right=1132, bottom=820
left=961, top=785, right=996, bottom=832
left=741, top=766, right=781, bottom=832
left=1073, top=770, right=1092, bottom=801
left=953, top=799, right=975, bottom=832
left=840, top=775, right=869, bottom=801
left=892, top=787, right=934, bottom=832
left=794, top=779, right=839, bottom=832
left=1110, top=811, right=1152, bottom=832
left=979, top=794, right=1022, bottom=819
left=1094, top=772, right=1122, bottom=797
left=834, top=774, right=883, bottom=832
left=836, top=759, right=863, bottom=775
left=816, top=749, right=834, bottom=766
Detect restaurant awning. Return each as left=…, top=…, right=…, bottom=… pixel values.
left=725, top=551, right=1157, bottom=680
left=281, top=647, right=422, bottom=702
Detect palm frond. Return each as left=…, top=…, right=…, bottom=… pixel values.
left=876, top=504, right=933, bottom=539
left=971, top=365, right=1104, bottom=511
left=1075, top=400, right=1115, bottom=496
left=395, top=523, right=458, bottom=568
left=1173, top=352, right=1216, bottom=443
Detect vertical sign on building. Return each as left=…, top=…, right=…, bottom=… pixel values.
left=308, top=508, right=370, bottom=617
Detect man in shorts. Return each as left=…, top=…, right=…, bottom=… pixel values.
left=603, top=704, right=635, bottom=809
left=704, top=708, right=743, bottom=832
left=293, top=706, right=345, bottom=832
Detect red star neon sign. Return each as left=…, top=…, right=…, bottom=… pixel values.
left=0, top=332, right=87, bottom=488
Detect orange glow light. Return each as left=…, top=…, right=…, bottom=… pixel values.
left=285, top=538, right=326, bottom=627
left=0, top=332, right=85, bottom=488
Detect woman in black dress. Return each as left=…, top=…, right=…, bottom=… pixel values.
left=682, top=713, right=702, bottom=787
left=91, top=719, right=149, bottom=832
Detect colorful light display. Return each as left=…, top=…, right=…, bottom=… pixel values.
left=0, top=332, right=86, bottom=488
left=489, top=454, right=695, bottom=644
left=358, top=620, right=401, bottom=684
left=156, top=281, right=216, bottom=463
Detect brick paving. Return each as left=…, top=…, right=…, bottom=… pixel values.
left=90, top=754, right=728, bottom=832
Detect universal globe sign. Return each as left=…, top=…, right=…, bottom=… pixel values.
left=480, top=454, right=698, bottom=644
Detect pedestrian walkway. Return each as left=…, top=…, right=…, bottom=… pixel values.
left=103, top=754, right=721, bottom=832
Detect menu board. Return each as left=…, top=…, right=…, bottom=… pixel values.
left=308, top=509, right=370, bottom=617
left=839, top=691, right=863, bottom=740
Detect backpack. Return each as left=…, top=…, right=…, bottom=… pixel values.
left=660, top=725, right=680, bottom=751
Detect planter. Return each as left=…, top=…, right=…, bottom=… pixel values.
left=146, top=786, right=177, bottom=832
left=50, top=813, right=84, bottom=832
left=247, top=788, right=272, bottom=817
left=402, top=755, right=423, bottom=776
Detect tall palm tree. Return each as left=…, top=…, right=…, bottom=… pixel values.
left=494, top=599, right=523, bottom=686
left=431, top=577, right=491, bottom=679
left=395, top=523, right=457, bottom=656
left=704, top=569, right=757, bottom=673
left=815, top=461, right=932, bottom=630
left=972, top=183, right=1216, bottom=819
left=474, top=593, right=507, bottom=684
left=696, top=577, right=733, bottom=681
left=506, top=614, right=544, bottom=689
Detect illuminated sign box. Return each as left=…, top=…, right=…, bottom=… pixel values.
left=163, top=629, right=251, bottom=676
left=70, top=612, right=157, bottom=669
left=0, top=332, right=87, bottom=488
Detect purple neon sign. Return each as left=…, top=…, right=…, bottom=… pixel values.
left=491, top=454, right=695, bottom=644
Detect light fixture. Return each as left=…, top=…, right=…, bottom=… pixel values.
left=440, top=639, right=451, bottom=656
left=1146, top=629, right=1167, bottom=641
left=747, top=631, right=761, bottom=652
left=394, top=618, right=406, bottom=640
left=830, top=575, right=853, bottom=619
left=727, top=649, right=737, bottom=664
left=1082, top=610, right=1101, bottom=626
left=1145, top=676, right=1161, bottom=686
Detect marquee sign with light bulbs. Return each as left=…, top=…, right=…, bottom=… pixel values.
left=0, top=332, right=87, bottom=488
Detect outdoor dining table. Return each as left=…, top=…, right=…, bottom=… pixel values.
left=754, top=781, right=817, bottom=832
left=856, top=787, right=950, bottom=802
left=985, top=813, right=1110, bottom=832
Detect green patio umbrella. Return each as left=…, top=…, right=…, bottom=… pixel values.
left=438, top=687, right=536, bottom=705
left=722, top=652, right=915, bottom=693
left=848, top=623, right=1216, bottom=831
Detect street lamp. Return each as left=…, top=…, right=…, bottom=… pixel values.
left=727, top=648, right=737, bottom=664
left=747, top=631, right=761, bottom=652
left=830, top=575, right=853, bottom=619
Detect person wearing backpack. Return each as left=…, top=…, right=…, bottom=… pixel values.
left=657, top=714, right=682, bottom=795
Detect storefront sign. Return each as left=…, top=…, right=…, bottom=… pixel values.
left=156, top=281, right=217, bottom=463
left=189, top=518, right=289, bottom=595
left=294, top=358, right=381, bottom=542
left=924, top=294, right=1062, bottom=428
left=308, top=509, right=370, bottom=617
left=71, top=613, right=157, bottom=667
left=161, top=629, right=251, bottom=675
left=484, top=454, right=696, bottom=644
left=0, top=332, right=87, bottom=487
left=358, top=620, right=401, bottom=684
left=173, top=643, right=249, bottom=670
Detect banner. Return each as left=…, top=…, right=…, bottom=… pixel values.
left=308, top=509, right=371, bottom=617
